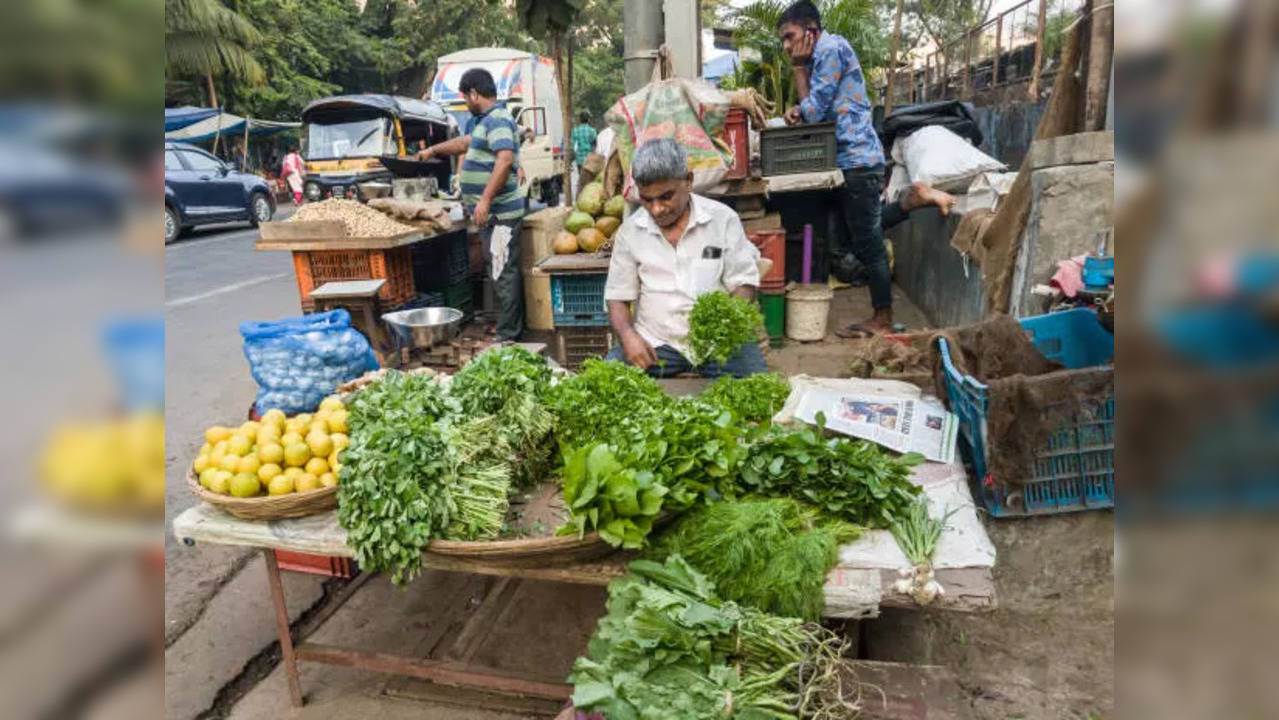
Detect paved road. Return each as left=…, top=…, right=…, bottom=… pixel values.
left=164, top=208, right=303, bottom=637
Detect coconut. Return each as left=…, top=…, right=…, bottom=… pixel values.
left=564, top=211, right=595, bottom=234
left=577, top=227, right=605, bottom=253
left=552, top=230, right=579, bottom=254
left=576, top=182, right=605, bottom=215
left=594, top=216, right=621, bottom=239
left=603, top=194, right=625, bottom=218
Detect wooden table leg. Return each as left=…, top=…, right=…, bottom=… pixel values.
left=264, top=548, right=305, bottom=707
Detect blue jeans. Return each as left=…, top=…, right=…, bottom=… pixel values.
left=604, top=341, right=766, bottom=378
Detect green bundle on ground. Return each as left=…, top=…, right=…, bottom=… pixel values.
left=570, top=555, right=860, bottom=720
left=687, top=291, right=764, bottom=367
left=648, top=498, right=859, bottom=621
left=698, top=372, right=791, bottom=424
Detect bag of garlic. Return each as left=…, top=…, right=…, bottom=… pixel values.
left=240, top=309, right=378, bottom=416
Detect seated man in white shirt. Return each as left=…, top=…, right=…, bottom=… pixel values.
left=603, top=138, right=765, bottom=378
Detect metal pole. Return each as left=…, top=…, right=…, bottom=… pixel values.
left=1029, top=0, right=1048, bottom=99
left=993, top=12, right=1003, bottom=86
left=884, top=0, right=904, bottom=114
left=962, top=30, right=972, bottom=99
left=624, top=0, right=664, bottom=93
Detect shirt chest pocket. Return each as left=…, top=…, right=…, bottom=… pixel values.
left=691, top=246, right=725, bottom=294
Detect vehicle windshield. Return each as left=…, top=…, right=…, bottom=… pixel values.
left=305, top=117, right=389, bottom=160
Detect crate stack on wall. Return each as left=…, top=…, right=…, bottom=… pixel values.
left=408, top=229, right=472, bottom=320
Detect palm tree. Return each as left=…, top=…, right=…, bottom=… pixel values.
left=165, top=0, right=265, bottom=105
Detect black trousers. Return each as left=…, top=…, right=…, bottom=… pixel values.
left=833, top=165, right=892, bottom=310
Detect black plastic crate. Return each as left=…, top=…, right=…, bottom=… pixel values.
left=760, top=123, right=838, bottom=176
left=555, top=326, right=614, bottom=371
left=412, top=230, right=469, bottom=291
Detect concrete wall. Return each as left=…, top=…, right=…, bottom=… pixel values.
left=971, top=99, right=1048, bottom=168
left=888, top=207, right=986, bottom=328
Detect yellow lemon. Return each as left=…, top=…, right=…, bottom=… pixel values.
left=330, top=433, right=349, bottom=451
left=283, top=466, right=304, bottom=481
left=205, top=426, right=232, bottom=444
left=258, top=443, right=285, bottom=465
left=199, top=442, right=212, bottom=455
left=262, top=408, right=286, bottom=426
left=209, top=473, right=232, bottom=495
left=237, top=454, right=262, bottom=475
left=284, top=443, right=312, bottom=468
left=295, top=473, right=320, bottom=492
left=268, top=474, right=295, bottom=496
left=228, top=434, right=253, bottom=456
left=193, top=454, right=211, bottom=474
left=304, top=457, right=329, bottom=476
left=218, top=453, right=241, bottom=473
left=328, top=450, right=341, bottom=470
left=258, top=463, right=282, bottom=482
left=280, top=431, right=304, bottom=448
left=229, top=472, right=260, bottom=498
left=319, top=472, right=338, bottom=488
left=320, top=396, right=344, bottom=412
left=327, top=410, right=349, bottom=434
left=198, top=467, right=219, bottom=489
left=239, top=421, right=261, bottom=436
left=309, top=419, right=330, bottom=436
left=256, top=424, right=281, bottom=445
left=295, top=413, right=313, bottom=426
left=307, top=432, right=333, bottom=458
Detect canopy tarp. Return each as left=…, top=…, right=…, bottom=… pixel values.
left=164, top=112, right=299, bottom=143
left=702, top=51, right=739, bottom=82
left=164, top=106, right=219, bottom=132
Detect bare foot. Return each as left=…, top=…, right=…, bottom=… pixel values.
left=903, top=181, right=957, bottom=216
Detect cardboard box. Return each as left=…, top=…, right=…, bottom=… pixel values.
left=523, top=269, right=554, bottom=330
left=521, top=205, right=573, bottom=272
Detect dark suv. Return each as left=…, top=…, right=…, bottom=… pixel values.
left=164, top=141, right=275, bottom=243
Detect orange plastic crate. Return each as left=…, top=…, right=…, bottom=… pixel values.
left=293, top=247, right=416, bottom=311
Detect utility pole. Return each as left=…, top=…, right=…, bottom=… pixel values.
left=624, top=0, right=665, bottom=93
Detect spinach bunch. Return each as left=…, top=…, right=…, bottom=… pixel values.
left=698, top=372, right=791, bottom=424
left=686, top=291, right=764, bottom=367
left=570, top=556, right=858, bottom=720
left=558, top=444, right=667, bottom=549
left=741, top=421, right=924, bottom=528
left=449, top=345, right=552, bottom=415
left=337, top=371, right=463, bottom=585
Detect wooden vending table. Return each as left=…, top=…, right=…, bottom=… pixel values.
left=171, top=458, right=995, bottom=708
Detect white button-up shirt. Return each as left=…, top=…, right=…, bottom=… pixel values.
left=604, top=194, right=761, bottom=358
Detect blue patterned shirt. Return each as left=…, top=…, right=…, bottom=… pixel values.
left=800, top=32, right=884, bottom=170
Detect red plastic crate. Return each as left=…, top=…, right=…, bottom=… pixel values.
left=748, top=229, right=786, bottom=291
left=722, top=108, right=749, bottom=180
left=274, top=550, right=357, bottom=578
left=293, top=247, right=416, bottom=311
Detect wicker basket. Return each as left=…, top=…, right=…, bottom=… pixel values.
left=187, top=468, right=338, bottom=520
left=425, top=531, right=617, bottom=567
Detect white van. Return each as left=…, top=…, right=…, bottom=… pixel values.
left=432, top=47, right=567, bottom=207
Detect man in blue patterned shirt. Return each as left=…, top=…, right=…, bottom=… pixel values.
left=779, top=0, right=892, bottom=337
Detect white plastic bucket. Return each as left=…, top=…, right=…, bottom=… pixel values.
left=785, top=283, right=834, bottom=341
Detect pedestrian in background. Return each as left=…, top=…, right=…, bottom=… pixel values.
left=778, top=0, right=892, bottom=337
left=281, top=144, right=305, bottom=205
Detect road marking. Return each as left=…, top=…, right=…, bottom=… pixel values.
left=166, top=226, right=260, bottom=250
left=166, top=273, right=291, bottom=308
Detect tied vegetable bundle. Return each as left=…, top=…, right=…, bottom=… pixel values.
left=687, top=291, right=764, bottom=367
left=336, top=371, right=512, bottom=585
left=570, top=555, right=860, bottom=720
left=699, top=372, right=791, bottom=424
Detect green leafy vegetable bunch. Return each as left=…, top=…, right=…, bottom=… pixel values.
left=558, top=444, right=667, bottom=549
left=741, top=422, right=924, bottom=528
left=698, top=372, right=791, bottom=424
left=544, top=357, right=673, bottom=451
left=686, top=291, right=764, bottom=367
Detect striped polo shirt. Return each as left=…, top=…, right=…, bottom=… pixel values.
left=460, top=102, right=524, bottom=223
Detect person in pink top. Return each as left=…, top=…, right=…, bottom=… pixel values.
left=280, top=144, right=305, bottom=205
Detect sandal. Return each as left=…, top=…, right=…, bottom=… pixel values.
left=834, top=323, right=882, bottom=339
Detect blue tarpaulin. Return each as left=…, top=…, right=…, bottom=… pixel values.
left=164, top=106, right=219, bottom=132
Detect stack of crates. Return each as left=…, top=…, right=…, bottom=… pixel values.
left=749, top=229, right=787, bottom=348
left=550, top=272, right=613, bottom=370
left=294, top=247, right=416, bottom=312
left=411, top=230, right=473, bottom=321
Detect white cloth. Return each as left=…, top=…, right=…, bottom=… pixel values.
left=594, top=127, right=615, bottom=159
left=489, top=224, right=513, bottom=281
left=604, top=194, right=760, bottom=358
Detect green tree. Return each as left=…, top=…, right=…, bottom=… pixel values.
left=571, top=0, right=624, bottom=122
left=165, top=0, right=265, bottom=96
left=906, top=0, right=993, bottom=53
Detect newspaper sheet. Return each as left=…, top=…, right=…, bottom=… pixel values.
left=778, top=376, right=959, bottom=464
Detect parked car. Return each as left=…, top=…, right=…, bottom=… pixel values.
left=164, top=141, right=274, bottom=243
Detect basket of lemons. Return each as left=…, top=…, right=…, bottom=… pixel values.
left=188, top=396, right=348, bottom=520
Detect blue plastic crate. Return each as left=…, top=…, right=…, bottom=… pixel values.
left=551, top=273, right=609, bottom=327
left=939, top=309, right=1114, bottom=517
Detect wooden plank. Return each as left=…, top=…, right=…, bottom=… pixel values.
left=534, top=253, right=611, bottom=275
left=264, top=549, right=305, bottom=707
left=309, top=279, right=386, bottom=300
left=853, top=661, right=977, bottom=720
left=879, top=567, right=996, bottom=612
left=742, top=213, right=782, bottom=233
left=295, top=642, right=573, bottom=701
left=419, top=554, right=628, bottom=587
left=255, top=228, right=434, bottom=252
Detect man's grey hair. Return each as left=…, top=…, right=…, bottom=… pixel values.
left=630, top=138, right=688, bottom=185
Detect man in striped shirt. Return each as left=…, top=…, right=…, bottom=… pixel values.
left=417, top=68, right=526, bottom=340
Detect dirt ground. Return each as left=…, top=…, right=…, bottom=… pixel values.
left=227, top=285, right=1114, bottom=719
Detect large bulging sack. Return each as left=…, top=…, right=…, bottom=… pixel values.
left=604, top=78, right=734, bottom=203
left=241, top=309, right=378, bottom=416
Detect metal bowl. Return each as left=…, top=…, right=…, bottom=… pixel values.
left=381, top=307, right=464, bottom=350
left=358, top=182, right=393, bottom=199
